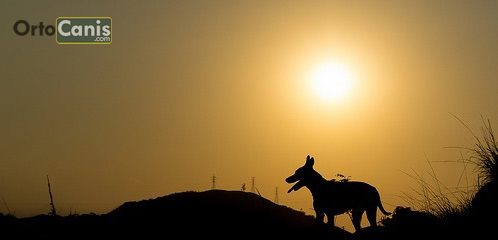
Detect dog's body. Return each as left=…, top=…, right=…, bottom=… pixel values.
left=286, top=156, right=391, bottom=231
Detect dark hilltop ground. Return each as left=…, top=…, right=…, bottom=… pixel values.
left=0, top=187, right=497, bottom=240
left=0, top=190, right=349, bottom=240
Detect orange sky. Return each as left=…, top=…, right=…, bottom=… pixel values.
left=1, top=0, right=498, bottom=230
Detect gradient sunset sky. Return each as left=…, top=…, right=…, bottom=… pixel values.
left=1, top=0, right=498, bottom=230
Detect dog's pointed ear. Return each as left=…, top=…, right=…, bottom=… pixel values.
left=305, top=156, right=314, bottom=168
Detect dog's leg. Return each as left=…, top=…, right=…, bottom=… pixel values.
left=315, top=211, right=325, bottom=224
left=314, top=207, right=325, bottom=225
left=313, top=202, right=325, bottom=225
left=351, top=208, right=364, bottom=232
left=366, top=206, right=378, bottom=227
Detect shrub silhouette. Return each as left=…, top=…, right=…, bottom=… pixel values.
left=465, top=119, right=498, bottom=232
left=394, top=118, right=498, bottom=240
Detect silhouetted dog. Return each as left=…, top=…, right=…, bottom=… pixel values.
left=286, top=155, right=391, bottom=231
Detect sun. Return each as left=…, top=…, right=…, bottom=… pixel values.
left=310, top=62, right=354, bottom=102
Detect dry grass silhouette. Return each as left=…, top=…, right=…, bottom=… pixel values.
left=400, top=116, right=497, bottom=222
left=400, top=159, right=474, bottom=221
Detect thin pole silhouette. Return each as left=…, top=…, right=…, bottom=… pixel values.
left=46, top=175, right=57, bottom=216
left=0, top=194, right=10, bottom=214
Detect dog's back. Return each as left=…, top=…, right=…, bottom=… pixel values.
left=317, top=181, right=382, bottom=215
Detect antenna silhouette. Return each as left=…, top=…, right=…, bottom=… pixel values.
left=274, top=187, right=279, bottom=204
left=250, top=177, right=255, bottom=193
left=211, top=175, right=216, bottom=190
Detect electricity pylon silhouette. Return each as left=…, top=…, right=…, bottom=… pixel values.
left=274, top=187, right=279, bottom=204
left=211, top=175, right=216, bottom=190
left=250, top=177, right=255, bottom=193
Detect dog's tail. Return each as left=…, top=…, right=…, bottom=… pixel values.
left=377, top=193, right=392, bottom=215
left=378, top=201, right=391, bottom=215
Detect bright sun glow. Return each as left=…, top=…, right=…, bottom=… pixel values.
left=310, top=62, right=354, bottom=102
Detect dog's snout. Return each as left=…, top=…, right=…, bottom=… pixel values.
left=286, top=175, right=298, bottom=183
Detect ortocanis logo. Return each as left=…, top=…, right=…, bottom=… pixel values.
left=13, top=17, right=112, bottom=44
left=56, top=17, right=111, bottom=44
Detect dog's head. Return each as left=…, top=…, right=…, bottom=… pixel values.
left=286, top=155, right=315, bottom=193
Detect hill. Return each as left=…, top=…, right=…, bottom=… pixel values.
left=1, top=190, right=351, bottom=240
